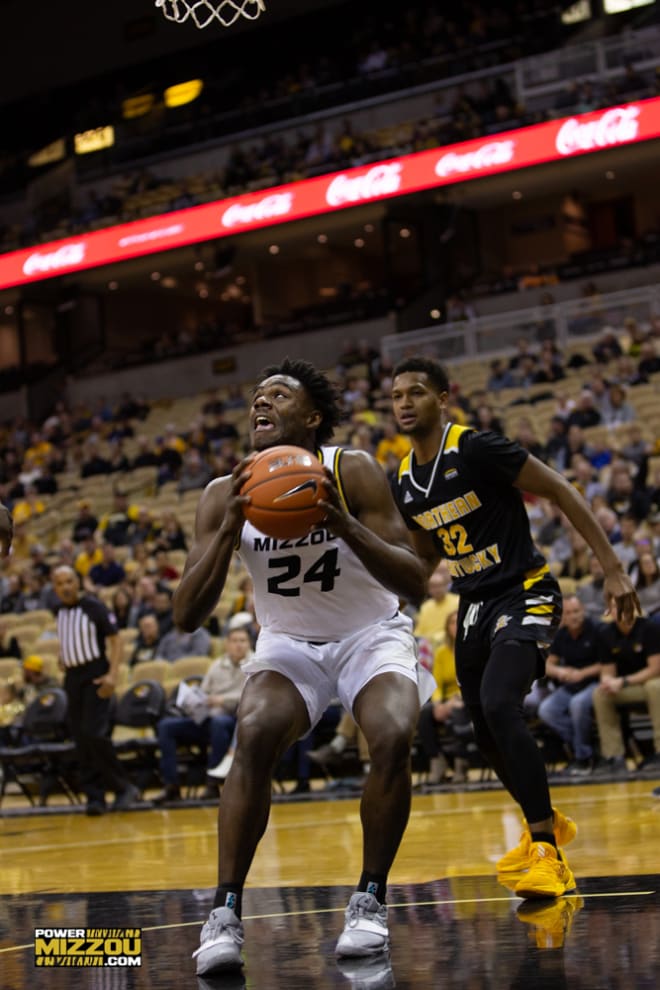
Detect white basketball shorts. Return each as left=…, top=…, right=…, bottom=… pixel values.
left=241, top=611, right=436, bottom=729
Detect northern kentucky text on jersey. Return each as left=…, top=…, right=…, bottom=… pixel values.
left=410, top=490, right=481, bottom=528
left=251, top=528, right=334, bottom=552
left=410, top=489, right=502, bottom=579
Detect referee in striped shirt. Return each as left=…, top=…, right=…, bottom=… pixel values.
left=53, top=565, right=140, bottom=816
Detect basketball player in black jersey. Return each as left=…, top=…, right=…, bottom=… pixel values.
left=391, top=356, right=639, bottom=899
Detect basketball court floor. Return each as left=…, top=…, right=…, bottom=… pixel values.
left=1, top=778, right=659, bottom=989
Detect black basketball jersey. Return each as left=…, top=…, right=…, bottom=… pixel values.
left=393, top=424, right=546, bottom=602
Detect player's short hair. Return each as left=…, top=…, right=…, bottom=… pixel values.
left=392, top=356, right=450, bottom=395
left=258, top=357, right=341, bottom=445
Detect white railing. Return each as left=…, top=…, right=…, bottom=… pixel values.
left=380, top=284, right=660, bottom=366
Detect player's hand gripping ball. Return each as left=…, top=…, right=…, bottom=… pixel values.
left=241, top=445, right=327, bottom=539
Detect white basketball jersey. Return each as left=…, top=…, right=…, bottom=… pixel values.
left=239, top=446, right=399, bottom=640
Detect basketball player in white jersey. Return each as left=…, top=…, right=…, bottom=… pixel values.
left=173, top=358, right=434, bottom=977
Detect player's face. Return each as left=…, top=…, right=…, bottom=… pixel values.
left=250, top=375, right=318, bottom=450
left=391, top=372, right=447, bottom=436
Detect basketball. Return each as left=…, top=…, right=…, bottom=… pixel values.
left=241, top=445, right=327, bottom=539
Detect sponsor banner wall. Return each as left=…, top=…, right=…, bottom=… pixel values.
left=1, top=99, right=658, bottom=290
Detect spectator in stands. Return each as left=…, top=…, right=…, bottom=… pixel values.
left=621, top=424, right=652, bottom=471
left=593, top=330, right=623, bottom=365
left=110, top=586, right=132, bottom=629
left=80, top=440, right=112, bottom=478
left=508, top=337, right=536, bottom=372
left=569, top=453, right=605, bottom=505
left=637, top=340, right=660, bottom=379
left=153, top=587, right=174, bottom=637
left=129, top=508, right=156, bottom=548
left=471, top=402, right=504, bottom=435
left=74, top=534, right=104, bottom=580
left=21, top=654, right=59, bottom=704
left=153, top=626, right=252, bottom=803
left=153, top=549, right=180, bottom=584
left=0, top=619, right=22, bottom=658
left=374, top=417, right=410, bottom=466
left=538, top=596, right=601, bottom=776
left=558, top=531, right=591, bottom=582
left=487, top=359, right=516, bottom=392
left=607, top=462, right=649, bottom=523
left=613, top=514, right=642, bottom=571
left=414, top=564, right=459, bottom=651
left=130, top=613, right=162, bottom=667
left=600, top=384, right=636, bottom=428
left=567, top=390, right=601, bottom=430
left=513, top=418, right=544, bottom=460
left=22, top=571, right=49, bottom=612
left=543, top=417, right=570, bottom=471
left=178, top=449, right=213, bottom=495
left=416, top=610, right=470, bottom=784
left=99, top=488, right=138, bottom=546
left=131, top=436, right=159, bottom=469
left=128, top=576, right=159, bottom=627
left=157, top=624, right=211, bottom=662
left=72, top=500, right=99, bottom=544
left=634, top=551, right=660, bottom=619
left=154, top=510, right=188, bottom=552
left=577, top=554, right=607, bottom=622
left=89, top=543, right=126, bottom=589
left=592, top=608, right=660, bottom=776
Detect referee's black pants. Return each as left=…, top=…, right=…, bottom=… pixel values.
left=64, top=657, right=131, bottom=805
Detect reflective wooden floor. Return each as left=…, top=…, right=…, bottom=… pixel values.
left=1, top=779, right=659, bottom=989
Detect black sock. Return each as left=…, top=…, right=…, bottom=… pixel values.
left=530, top=830, right=556, bottom=849
left=357, top=872, right=387, bottom=904
left=213, top=884, right=243, bottom=917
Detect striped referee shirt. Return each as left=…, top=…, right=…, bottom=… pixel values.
left=56, top=595, right=118, bottom=668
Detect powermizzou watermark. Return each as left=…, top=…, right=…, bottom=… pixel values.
left=34, top=928, right=142, bottom=967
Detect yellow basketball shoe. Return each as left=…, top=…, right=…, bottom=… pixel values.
left=514, top=843, right=577, bottom=900
left=516, top=895, right=584, bottom=949
left=496, top=808, right=577, bottom=873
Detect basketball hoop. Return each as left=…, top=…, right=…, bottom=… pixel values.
left=155, top=0, right=266, bottom=29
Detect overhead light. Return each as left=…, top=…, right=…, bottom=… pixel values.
left=399, top=228, right=411, bottom=238
left=28, top=138, right=66, bottom=168
left=194, top=260, right=205, bottom=271
left=199, top=288, right=209, bottom=299
left=122, top=94, right=156, bottom=119
left=164, top=80, right=204, bottom=108
left=161, top=276, right=177, bottom=288
left=268, top=244, right=280, bottom=255
left=364, top=224, right=375, bottom=233
left=4, top=305, right=15, bottom=315
left=74, top=126, right=114, bottom=155
left=354, top=238, right=365, bottom=248
left=430, top=308, right=441, bottom=320
left=151, top=272, right=161, bottom=281
left=317, top=234, right=328, bottom=244
left=108, top=281, right=118, bottom=291
left=236, top=275, right=246, bottom=285
left=512, top=190, right=523, bottom=200
left=605, top=170, right=616, bottom=180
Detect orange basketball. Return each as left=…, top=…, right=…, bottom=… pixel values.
left=241, top=445, right=327, bottom=539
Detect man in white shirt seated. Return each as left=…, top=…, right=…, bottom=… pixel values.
left=153, top=627, right=253, bottom=802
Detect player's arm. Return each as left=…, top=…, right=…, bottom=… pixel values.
left=318, top=450, right=427, bottom=606
left=173, top=459, right=253, bottom=631
left=513, top=454, right=640, bottom=622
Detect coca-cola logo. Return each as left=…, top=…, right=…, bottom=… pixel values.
left=556, top=106, right=640, bottom=156
left=325, top=163, right=403, bottom=207
left=221, top=193, right=293, bottom=228
left=22, top=243, right=87, bottom=276
left=435, top=140, right=515, bottom=178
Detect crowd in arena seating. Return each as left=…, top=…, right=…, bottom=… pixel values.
left=0, top=311, right=658, bottom=804
left=1, top=0, right=658, bottom=254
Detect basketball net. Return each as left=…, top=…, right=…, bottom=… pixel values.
left=155, top=0, right=266, bottom=29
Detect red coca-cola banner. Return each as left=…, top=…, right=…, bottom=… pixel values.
left=1, top=98, right=659, bottom=290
